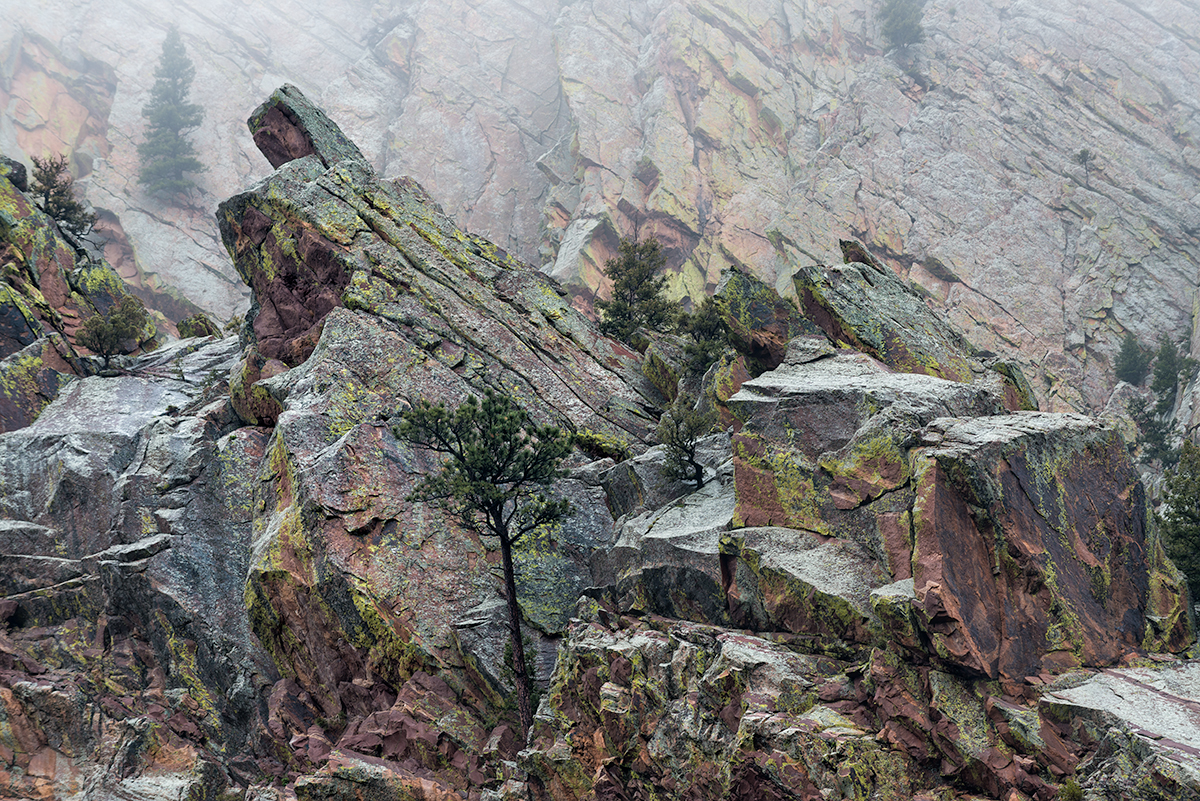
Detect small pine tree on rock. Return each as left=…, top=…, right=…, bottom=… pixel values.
left=681, top=295, right=730, bottom=374
left=1075, top=149, right=1097, bottom=186
left=1160, top=441, right=1200, bottom=594
left=138, top=26, right=205, bottom=199
left=392, top=389, right=573, bottom=741
left=1113, top=331, right=1150, bottom=386
left=597, top=237, right=673, bottom=344
left=77, top=295, right=149, bottom=367
left=880, top=0, right=927, bottom=50
left=1150, top=336, right=1198, bottom=416
left=29, top=154, right=96, bottom=237
left=657, top=393, right=717, bottom=488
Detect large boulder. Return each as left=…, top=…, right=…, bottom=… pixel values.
left=904, top=413, right=1190, bottom=682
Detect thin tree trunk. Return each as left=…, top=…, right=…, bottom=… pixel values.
left=500, top=530, right=534, bottom=740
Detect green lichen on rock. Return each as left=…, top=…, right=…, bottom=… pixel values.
left=789, top=243, right=976, bottom=382
left=642, top=337, right=685, bottom=402
left=0, top=335, right=75, bottom=429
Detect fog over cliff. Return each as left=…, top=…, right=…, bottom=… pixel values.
left=3, top=0, right=1199, bottom=413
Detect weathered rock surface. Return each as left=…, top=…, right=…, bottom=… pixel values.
left=1042, top=662, right=1200, bottom=798
left=212, top=85, right=665, bottom=796
left=6, top=0, right=1199, bottom=408
left=0, top=335, right=277, bottom=800
left=1, top=86, right=1197, bottom=801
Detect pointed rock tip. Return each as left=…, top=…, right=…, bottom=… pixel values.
left=247, top=84, right=369, bottom=171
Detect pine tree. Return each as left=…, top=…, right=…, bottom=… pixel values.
left=596, top=237, right=673, bottom=344
left=681, top=295, right=730, bottom=373
left=1160, top=441, right=1200, bottom=594
left=77, top=295, right=149, bottom=368
left=392, top=390, right=573, bottom=740
left=657, top=393, right=717, bottom=488
left=138, top=27, right=204, bottom=198
left=1113, top=331, right=1149, bottom=385
left=880, top=0, right=927, bottom=50
left=29, top=154, right=96, bottom=237
left=1075, top=149, right=1097, bottom=187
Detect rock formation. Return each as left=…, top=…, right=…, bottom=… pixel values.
left=5, top=0, right=1199, bottom=411
left=0, top=86, right=1196, bottom=801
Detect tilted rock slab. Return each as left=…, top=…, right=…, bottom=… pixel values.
left=213, top=85, right=665, bottom=795
left=1041, top=662, right=1200, bottom=798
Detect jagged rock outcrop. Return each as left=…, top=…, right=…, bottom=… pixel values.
left=213, top=84, right=665, bottom=796
left=0, top=335, right=275, bottom=799
left=0, top=153, right=161, bottom=430
left=6, top=0, right=1199, bottom=410
left=0, top=86, right=1196, bottom=801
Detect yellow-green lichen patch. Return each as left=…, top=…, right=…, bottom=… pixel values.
left=575, top=428, right=631, bottom=461
left=732, top=433, right=827, bottom=532
left=345, top=578, right=426, bottom=686
left=818, top=430, right=910, bottom=510
left=1041, top=561, right=1085, bottom=667
left=927, top=670, right=1000, bottom=762
left=152, top=608, right=222, bottom=744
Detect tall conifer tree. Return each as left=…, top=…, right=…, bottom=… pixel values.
left=138, top=27, right=204, bottom=198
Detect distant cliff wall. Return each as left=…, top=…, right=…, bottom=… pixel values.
left=4, top=0, right=1199, bottom=409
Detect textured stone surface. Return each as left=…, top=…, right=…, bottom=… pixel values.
left=907, top=414, right=1185, bottom=681
left=1042, top=662, right=1200, bottom=798
left=213, top=88, right=665, bottom=796
left=526, top=615, right=924, bottom=801
left=2, top=85, right=1197, bottom=801
left=794, top=241, right=978, bottom=382
left=0, top=335, right=275, bottom=800
left=6, top=0, right=1199, bottom=408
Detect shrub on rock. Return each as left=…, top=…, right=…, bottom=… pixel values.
left=77, top=295, right=148, bottom=367
left=657, top=392, right=717, bottom=488
left=1160, top=441, right=1200, bottom=594
left=1114, top=331, right=1150, bottom=386
left=29, top=154, right=96, bottom=237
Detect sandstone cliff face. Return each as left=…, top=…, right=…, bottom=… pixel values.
left=5, top=0, right=1198, bottom=409
left=0, top=86, right=1197, bottom=801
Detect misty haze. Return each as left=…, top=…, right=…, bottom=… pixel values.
left=1, top=0, right=1199, bottom=799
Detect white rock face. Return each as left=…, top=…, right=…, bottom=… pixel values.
left=4, top=0, right=1199, bottom=407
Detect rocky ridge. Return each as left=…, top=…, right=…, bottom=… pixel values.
left=0, top=86, right=1196, bottom=801
left=3, top=0, right=1199, bottom=416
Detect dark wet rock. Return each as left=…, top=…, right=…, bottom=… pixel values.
left=0, top=335, right=275, bottom=799
left=0, top=156, right=28, bottom=192
left=716, top=266, right=824, bottom=374
left=0, top=335, right=78, bottom=433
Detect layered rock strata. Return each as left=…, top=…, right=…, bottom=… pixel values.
left=0, top=87, right=1195, bottom=801
left=7, top=0, right=1200, bottom=410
